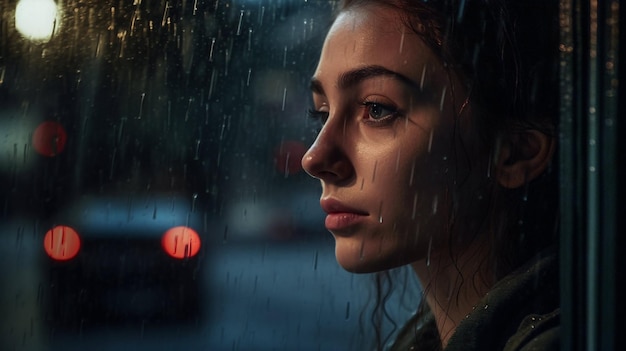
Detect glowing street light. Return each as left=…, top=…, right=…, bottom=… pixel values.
left=15, top=0, right=60, bottom=42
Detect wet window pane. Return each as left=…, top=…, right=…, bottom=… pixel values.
left=1, top=0, right=620, bottom=350
left=0, top=1, right=390, bottom=349
left=558, top=1, right=623, bottom=350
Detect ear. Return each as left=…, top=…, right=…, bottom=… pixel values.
left=496, top=130, right=555, bottom=189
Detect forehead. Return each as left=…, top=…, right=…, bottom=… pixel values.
left=315, top=5, right=442, bottom=82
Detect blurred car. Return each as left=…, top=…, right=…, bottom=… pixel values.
left=40, top=194, right=205, bottom=330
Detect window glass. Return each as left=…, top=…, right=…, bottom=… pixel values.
left=3, top=0, right=613, bottom=350
left=0, top=1, right=417, bottom=350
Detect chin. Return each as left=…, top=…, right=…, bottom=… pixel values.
left=334, top=239, right=409, bottom=273
left=336, top=258, right=376, bottom=273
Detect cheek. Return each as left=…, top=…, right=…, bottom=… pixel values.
left=386, top=144, right=454, bottom=235
left=398, top=135, right=451, bottom=194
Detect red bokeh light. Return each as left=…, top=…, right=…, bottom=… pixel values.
left=44, top=225, right=81, bottom=261
left=161, top=226, right=201, bottom=259
left=273, top=140, right=308, bottom=176
left=32, top=121, right=67, bottom=157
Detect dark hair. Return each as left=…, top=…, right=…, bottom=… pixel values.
left=336, top=0, right=560, bottom=348
left=339, top=0, right=559, bottom=128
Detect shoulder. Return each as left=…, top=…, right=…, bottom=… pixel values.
left=390, top=251, right=560, bottom=351
left=504, top=308, right=560, bottom=351
left=389, top=308, right=441, bottom=351
left=445, top=250, right=560, bottom=351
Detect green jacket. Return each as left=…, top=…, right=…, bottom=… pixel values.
left=390, top=251, right=560, bottom=351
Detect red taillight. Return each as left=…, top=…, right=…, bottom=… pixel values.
left=44, top=225, right=81, bottom=261
left=33, top=121, right=67, bottom=157
left=161, top=226, right=201, bottom=259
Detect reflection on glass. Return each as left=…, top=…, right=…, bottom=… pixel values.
left=302, top=1, right=560, bottom=350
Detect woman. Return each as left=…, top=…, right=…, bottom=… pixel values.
left=301, top=0, right=559, bottom=350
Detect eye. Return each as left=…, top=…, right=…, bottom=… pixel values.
left=362, top=102, right=398, bottom=122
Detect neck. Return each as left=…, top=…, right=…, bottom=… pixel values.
left=411, top=240, right=494, bottom=348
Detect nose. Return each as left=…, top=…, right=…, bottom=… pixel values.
left=301, top=120, right=354, bottom=184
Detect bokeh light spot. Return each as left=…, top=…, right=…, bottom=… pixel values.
left=162, top=226, right=201, bottom=259
left=273, top=140, right=307, bottom=175
left=32, top=121, right=67, bottom=156
left=44, top=225, right=81, bottom=261
left=15, top=0, right=59, bottom=41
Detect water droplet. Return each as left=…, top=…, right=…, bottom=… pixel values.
left=236, top=10, right=244, bottom=35
left=184, top=97, right=193, bottom=121
left=359, top=240, right=365, bottom=260
left=259, top=6, right=265, bottom=25
left=372, top=160, right=377, bottom=183
left=283, top=152, right=290, bottom=177
left=191, top=193, right=198, bottom=211
left=209, top=38, right=216, bottom=62
left=247, top=28, right=253, bottom=51
left=439, top=86, right=447, bottom=112
left=426, top=236, right=433, bottom=267
left=194, top=139, right=201, bottom=160
left=427, top=129, right=434, bottom=153
left=137, top=93, right=145, bottom=119
left=457, top=0, right=467, bottom=21
left=395, top=149, right=401, bottom=173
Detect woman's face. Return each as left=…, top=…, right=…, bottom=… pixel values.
left=302, top=5, right=480, bottom=273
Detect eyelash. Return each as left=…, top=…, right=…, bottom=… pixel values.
left=306, top=100, right=401, bottom=126
left=359, top=101, right=400, bottom=124
left=306, top=108, right=329, bottom=123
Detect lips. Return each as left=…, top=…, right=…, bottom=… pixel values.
left=320, top=198, right=369, bottom=231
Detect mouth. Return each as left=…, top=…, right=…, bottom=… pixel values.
left=320, top=198, right=369, bottom=231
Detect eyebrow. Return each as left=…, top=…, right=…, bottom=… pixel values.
left=309, top=65, right=421, bottom=95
